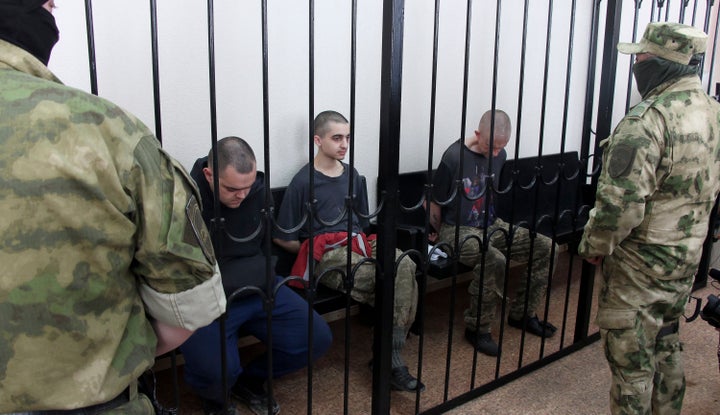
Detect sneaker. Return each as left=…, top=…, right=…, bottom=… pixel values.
left=507, top=315, right=557, bottom=338
left=200, top=398, right=239, bottom=415
left=464, top=328, right=499, bottom=356
left=390, top=366, right=425, bottom=392
left=231, top=380, right=280, bottom=415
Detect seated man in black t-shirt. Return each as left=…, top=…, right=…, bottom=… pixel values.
left=273, top=111, right=423, bottom=392
left=181, top=136, right=332, bottom=415
left=429, top=110, right=557, bottom=357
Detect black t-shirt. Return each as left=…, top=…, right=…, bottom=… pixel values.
left=275, top=162, right=369, bottom=241
left=432, top=140, right=506, bottom=227
left=190, top=157, right=271, bottom=292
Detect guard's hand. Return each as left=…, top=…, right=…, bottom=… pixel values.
left=427, top=232, right=438, bottom=243
left=585, top=256, right=603, bottom=265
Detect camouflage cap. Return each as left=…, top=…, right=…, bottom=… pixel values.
left=617, top=22, right=707, bottom=65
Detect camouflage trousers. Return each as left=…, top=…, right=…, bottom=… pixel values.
left=315, top=238, right=418, bottom=329
left=597, top=254, right=691, bottom=415
left=438, top=218, right=557, bottom=334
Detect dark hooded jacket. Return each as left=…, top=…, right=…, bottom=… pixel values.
left=190, top=157, right=273, bottom=294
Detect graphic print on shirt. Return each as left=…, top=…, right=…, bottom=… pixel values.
left=463, top=163, right=492, bottom=228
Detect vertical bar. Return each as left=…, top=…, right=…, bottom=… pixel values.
left=149, top=0, right=162, bottom=143
left=204, top=1, right=230, bottom=411
left=417, top=1, right=441, bottom=411
left=579, top=0, right=601, bottom=175
left=83, top=0, right=98, bottom=95
left=258, top=0, right=281, bottom=413
left=576, top=0, right=624, bottom=343
left=651, top=0, right=658, bottom=21
left=374, top=0, right=405, bottom=412
left=343, top=1, right=358, bottom=414
left=556, top=0, right=579, bottom=351
left=487, top=0, right=502, bottom=379
left=625, top=2, right=642, bottom=113
left=706, top=2, right=719, bottom=95
left=680, top=0, right=690, bottom=22
left=529, top=0, right=556, bottom=363
left=456, top=0, right=483, bottom=391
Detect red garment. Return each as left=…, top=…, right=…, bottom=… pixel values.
left=288, top=232, right=375, bottom=288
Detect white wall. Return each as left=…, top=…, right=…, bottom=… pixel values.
left=47, top=1, right=717, bottom=209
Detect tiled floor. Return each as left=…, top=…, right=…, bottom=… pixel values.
left=153, top=252, right=720, bottom=414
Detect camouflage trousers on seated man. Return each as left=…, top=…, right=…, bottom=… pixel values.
left=438, top=218, right=558, bottom=354
left=315, top=238, right=424, bottom=392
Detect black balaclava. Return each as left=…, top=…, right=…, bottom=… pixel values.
left=632, top=56, right=699, bottom=99
left=0, top=0, right=59, bottom=65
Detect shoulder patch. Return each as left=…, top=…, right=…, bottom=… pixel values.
left=185, top=195, right=215, bottom=263
left=607, top=143, right=637, bottom=179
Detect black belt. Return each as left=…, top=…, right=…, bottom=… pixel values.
left=6, top=387, right=130, bottom=415
left=656, top=320, right=679, bottom=340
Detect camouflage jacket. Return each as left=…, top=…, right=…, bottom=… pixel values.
left=0, top=40, right=226, bottom=411
left=579, top=74, right=720, bottom=280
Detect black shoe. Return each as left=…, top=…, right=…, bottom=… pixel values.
left=231, top=379, right=280, bottom=415
left=200, top=398, right=238, bottom=415
left=508, top=315, right=557, bottom=338
left=464, top=329, right=499, bottom=356
left=390, top=366, right=425, bottom=392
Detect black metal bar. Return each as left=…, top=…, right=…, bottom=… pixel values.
left=258, top=0, right=284, bottom=413
left=343, top=1, right=358, bottom=414
left=625, top=2, right=642, bottom=113
left=704, top=0, right=714, bottom=33
left=458, top=0, right=483, bottom=390
left=680, top=0, right=689, bottom=22
left=149, top=0, right=162, bottom=143
left=483, top=0, right=505, bottom=383
left=651, top=0, right=658, bottom=21
left=203, top=1, right=229, bottom=412
left=413, top=0, right=441, bottom=409
left=556, top=0, right=579, bottom=352
left=692, top=0, right=700, bottom=25
left=83, top=0, right=98, bottom=95
left=374, top=0, right=405, bottom=412
left=705, top=1, right=719, bottom=95
left=576, top=0, right=624, bottom=343
left=579, top=0, right=601, bottom=171
left=529, top=0, right=556, bottom=363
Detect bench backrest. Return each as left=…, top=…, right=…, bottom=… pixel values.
left=391, top=151, right=587, bottom=242
left=495, top=151, right=585, bottom=239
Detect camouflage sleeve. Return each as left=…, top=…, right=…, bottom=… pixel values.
left=578, top=109, right=666, bottom=258
left=130, top=136, right=226, bottom=330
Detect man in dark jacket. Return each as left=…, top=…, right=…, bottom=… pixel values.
left=181, top=136, right=332, bottom=415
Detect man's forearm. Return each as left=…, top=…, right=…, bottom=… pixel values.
left=152, top=320, right=194, bottom=356
left=428, top=202, right=442, bottom=232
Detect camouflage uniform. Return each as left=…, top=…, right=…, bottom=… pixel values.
left=316, top=239, right=418, bottom=328
left=579, top=23, right=720, bottom=415
left=0, top=39, right=226, bottom=413
left=438, top=218, right=556, bottom=333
